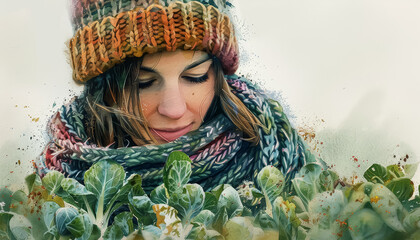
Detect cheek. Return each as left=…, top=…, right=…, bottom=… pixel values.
left=185, top=81, right=215, bottom=116
left=139, top=92, right=159, bottom=121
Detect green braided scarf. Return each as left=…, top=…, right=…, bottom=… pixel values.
left=36, top=75, right=321, bottom=192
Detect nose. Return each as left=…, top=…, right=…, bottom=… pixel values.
left=157, top=85, right=187, bottom=119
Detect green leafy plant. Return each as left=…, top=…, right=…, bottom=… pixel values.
left=1, top=151, right=420, bottom=240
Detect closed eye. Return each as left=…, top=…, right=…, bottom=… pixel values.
left=138, top=79, right=156, bottom=89
left=183, top=74, right=209, bottom=84
left=138, top=73, right=208, bottom=89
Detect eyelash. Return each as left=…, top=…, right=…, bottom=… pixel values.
left=138, top=80, right=154, bottom=89
left=184, top=74, right=209, bottom=84
left=138, top=74, right=209, bottom=89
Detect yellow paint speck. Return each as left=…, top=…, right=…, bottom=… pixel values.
left=370, top=196, right=380, bottom=203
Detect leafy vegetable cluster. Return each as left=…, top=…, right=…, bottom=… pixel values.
left=1, top=151, right=420, bottom=240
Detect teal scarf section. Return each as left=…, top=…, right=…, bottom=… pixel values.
left=36, top=75, right=321, bottom=191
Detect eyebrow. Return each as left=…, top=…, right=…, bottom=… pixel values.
left=139, top=55, right=212, bottom=74
left=183, top=55, right=212, bottom=71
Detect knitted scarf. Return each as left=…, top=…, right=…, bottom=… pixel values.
left=36, top=75, right=317, bottom=192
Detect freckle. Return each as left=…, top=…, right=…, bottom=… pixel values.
left=192, top=92, right=195, bottom=96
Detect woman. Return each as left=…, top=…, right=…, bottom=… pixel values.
left=36, top=0, right=322, bottom=192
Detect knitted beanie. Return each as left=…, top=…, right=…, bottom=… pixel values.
left=69, top=0, right=239, bottom=83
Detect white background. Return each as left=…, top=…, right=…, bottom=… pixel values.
left=1, top=0, right=419, bottom=189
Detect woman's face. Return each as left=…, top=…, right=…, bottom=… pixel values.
left=134, top=50, right=215, bottom=144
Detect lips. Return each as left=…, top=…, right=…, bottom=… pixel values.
left=150, top=123, right=193, bottom=142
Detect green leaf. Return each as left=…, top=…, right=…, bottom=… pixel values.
left=403, top=207, right=420, bottom=233
left=187, top=223, right=222, bottom=240
left=76, top=213, right=94, bottom=240
left=0, top=187, right=13, bottom=212
left=192, top=210, right=215, bottom=227
left=292, top=163, right=323, bottom=207
left=296, top=226, right=308, bottom=240
left=42, top=202, right=61, bottom=229
left=55, top=207, right=79, bottom=236
left=364, top=164, right=389, bottom=183
left=308, top=190, right=347, bottom=230
left=0, top=212, right=14, bottom=239
left=0, top=230, right=9, bottom=240
left=348, top=183, right=370, bottom=205
left=61, top=178, right=93, bottom=196
left=60, top=178, right=95, bottom=218
left=84, top=160, right=125, bottom=221
left=9, top=216, right=32, bottom=240
left=9, top=190, right=29, bottom=215
left=203, top=192, right=218, bottom=213
left=251, top=188, right=264, bottom=199
left=211, top=184, right=232, bottom=201
left=87, top=224, right=101, bottom=240
left=385, top=178, right=414, bottom=202
left=44, top=226, right=59, bottom=240
left=141, top=225, right=162, bottom=239
left=163, top=151, right=192, bottom=196
left=127, top=174, right=145, bottom=197
left=363, top=182, right=374, bottom=195
left=216, top=186, right=243, bottom=219
left=288, top=196, right=306, bottom=214
left=241, top=206, right=253, bottom=217
left=58, top=194, right=80, bottom=209
left=42, top=170, right=65, bottom=195
left=306, top=222, right=342, bottom=239
left=213, top=206, right=228, bottom=233
left=369, top=183, right=407, bottom=232
left=25, top=173, right=42, bottom=193
left=273, top=196, right=300, bottom=231
left=407, top=230, right=420, bottom=240
left=114, top=212, right=134, bottom=236
left=257, top=166, right=285, bottom=204
left=348, top=209, right=386, bottom=240
left=337, top=183, right=370, bottom=224
left=151, top=204, right=183, bottom=238
left=150, top=184, right=168, bottom=204
left=10, top=227, right=31, bottom=240
left=103, top=224, right=124, bottom=240
left=128, top=194, right=156, bottom=226
left=224, top=217, right=264, bottom=239
left=403, top=196, right=420, bottom=212
left=169, top=184, right=205, bottom=222
left=254, top=211, right=276, bottom=229
left=66, top=214, right=85, bottom=238
left=108, top=175, right=143, bottom=206
left=316, top=170, right=339, bottom=192
left=403, top=163, right=419, bottom=179
left=10, top=189, right=48, bottom=240
left=103, top=174, right=144, bottom=224
left=387, top=165, right=405, bottom=179
left=164, top=151, right=192, bottom=171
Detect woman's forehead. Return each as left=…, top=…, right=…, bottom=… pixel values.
left=141, top=50, right=210, bottom=70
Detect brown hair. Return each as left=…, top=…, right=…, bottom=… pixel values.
left=84, top=54, right=261, bottom=147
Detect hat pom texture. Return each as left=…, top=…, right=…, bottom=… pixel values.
left=69, top=0, right=239, bottom=83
